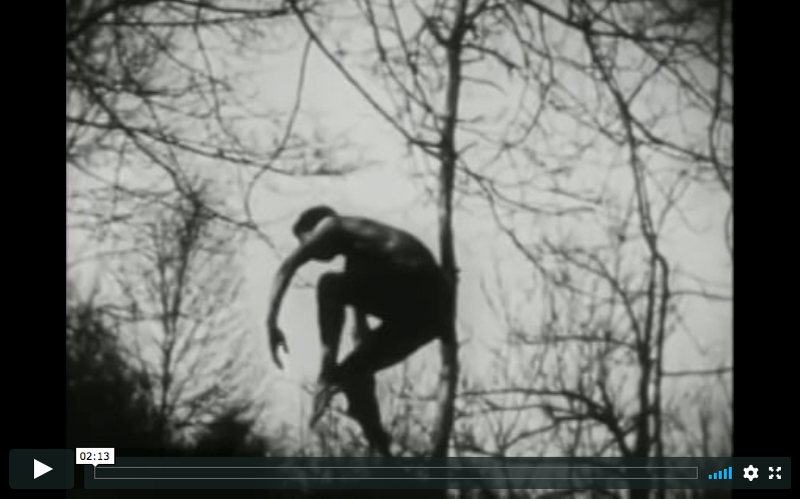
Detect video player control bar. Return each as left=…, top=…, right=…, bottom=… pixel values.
left=81, top=456, right=790, bottom=490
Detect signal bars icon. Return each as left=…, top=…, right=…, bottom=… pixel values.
left=709, top=467, right=733, bottom=480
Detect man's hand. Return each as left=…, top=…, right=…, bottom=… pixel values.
left=268, top=324, right=289, bottom=369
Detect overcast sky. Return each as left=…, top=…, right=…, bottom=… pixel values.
left=67, top=5, right=732, bottom=454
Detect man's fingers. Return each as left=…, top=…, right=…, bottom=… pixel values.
left=272, top=346, right=284, bottom=370
left=268, top=327, right=287, bottom=370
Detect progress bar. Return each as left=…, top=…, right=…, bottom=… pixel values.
left=82, top=457, right=789, bottom=490
left=93, top=465, right=697, bottom=480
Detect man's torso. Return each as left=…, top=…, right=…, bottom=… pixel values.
left=325, top=216, right=447, bottom=322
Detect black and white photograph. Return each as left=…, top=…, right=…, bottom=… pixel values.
left=66, top=1, right=733, bottom=498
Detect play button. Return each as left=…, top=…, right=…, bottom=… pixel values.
left=9, top=449, right=74, bottom=489
left=33, top=459, right=52, bottom=479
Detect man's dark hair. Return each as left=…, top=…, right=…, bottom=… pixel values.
left=293, top=205, right=337, bottom=237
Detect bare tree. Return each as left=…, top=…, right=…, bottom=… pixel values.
left=67, top=0, right=354, bottom=255
left=97, top=183, right=257, bottom=445
left=67, top=5, right=732, bottom=493
left=288, top=3, right=731, bottom=499
left=65, top=0, right=368, bottom=453
left=287, top=0, right=496, bottom=460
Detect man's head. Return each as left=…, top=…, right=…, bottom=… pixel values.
left=293, top=205, right=337, bottom=242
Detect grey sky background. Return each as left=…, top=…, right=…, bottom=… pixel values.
left=67, top=2, right=731, bottom=456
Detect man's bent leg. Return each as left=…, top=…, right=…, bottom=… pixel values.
left=342, top=310, right=390, bottom=455
left=344, top=375, right=391, bottom=456
left=311, top=272, right=350, bottom=427
left=330, top=319, right=436, bottom=388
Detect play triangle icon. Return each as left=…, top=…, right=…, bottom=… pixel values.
left=33, top=459, right=52, bottom=479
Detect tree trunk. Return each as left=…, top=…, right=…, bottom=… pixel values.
left=431, top=0, right=469, bottom=461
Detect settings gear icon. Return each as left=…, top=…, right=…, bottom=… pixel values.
left=743, top=465, right=758, bottom=481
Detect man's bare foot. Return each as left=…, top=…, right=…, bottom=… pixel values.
left=309, top=381, right=341, bottom=428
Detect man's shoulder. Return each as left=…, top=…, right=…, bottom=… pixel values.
left=340, top=216, right=436, bottom=257
left=337, top=216, right=422, bottom=245
left=310, top=216, right=381, bottom=244
left=336, top=215, right=389, bottom=235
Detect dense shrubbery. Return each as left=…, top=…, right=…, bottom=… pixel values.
left=66, top=302, right=272, bottom=457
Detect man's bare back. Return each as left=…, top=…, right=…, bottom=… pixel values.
left=266, top=206, right=453, bottom=434
left=294, top=214, right=447, bottom=323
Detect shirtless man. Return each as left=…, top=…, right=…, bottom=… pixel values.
left=266, top=206, right=454, bottom=432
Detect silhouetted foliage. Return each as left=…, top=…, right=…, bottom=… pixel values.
left=191, top=405, right=272, bottom=457
left=67, top=299, right=305, bottom=497
left=67, top=299, right=277, bottom=457
left=66, top=301, right=162, bottom=449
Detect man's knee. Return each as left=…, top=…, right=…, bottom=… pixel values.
left=336, top=320, right=434, bottom=379
left=318, top=272, right=353, bottom=306
left=318, top=272, right=342, bottom=297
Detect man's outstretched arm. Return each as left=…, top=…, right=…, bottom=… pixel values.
left=266, top=218, right=340, bottom=368
left=266, top=255, right=297, bottom=369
